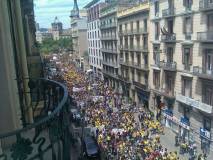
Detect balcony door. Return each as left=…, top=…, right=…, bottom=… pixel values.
left=168, top=0, right=174, bottom=9
left=166, top=75, right=173, bottom=95
left=167, top=47, right=174, bottom=63
left=204, top=86, right=213, bottom=106
left=154, top=45, right=160, bottom=65
left=207, top=14, right=213, bottom=31
left=182, top=78, right=192, bottom=97
left=167, top=19, right=174, bottom=34
left=205, top=50, right=213, bottom=75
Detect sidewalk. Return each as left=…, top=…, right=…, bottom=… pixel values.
left=160, top=127, right=213, bottom=160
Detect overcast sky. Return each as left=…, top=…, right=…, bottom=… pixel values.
left=34, top=0, right=91, bottom=29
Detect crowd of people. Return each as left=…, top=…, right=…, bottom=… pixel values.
left=50, top=62, right=207, bottom=160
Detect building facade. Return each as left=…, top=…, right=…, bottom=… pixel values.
left=85, top=0, right=105, bottom=78
left=51, top=17, right=63, bottom=40
left=118, top=2, right=150, bottom=104
left=149, top=0, right=213, bottom=153
left=0, top=0, right=42, bottom=137
left=100, top=2, right=120, bottom=89
left=70, top=0, right=88, bottom=71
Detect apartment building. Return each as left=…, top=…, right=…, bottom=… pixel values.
left=85, top=0, right=105, bottom=78
left=149, top=0, right=213, bottom=153
left=118, top=2, right=150, bottom=105
left=70, top=0, right=88, bottom=70
left=100, top=0, right=133, bottom=89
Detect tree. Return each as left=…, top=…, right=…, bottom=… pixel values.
left=38, top=38, right=73, bottom=55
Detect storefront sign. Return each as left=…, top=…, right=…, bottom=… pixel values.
left=162, top=111, right=190, bottom=130
left=176, top=94, right=213, bottom=114
left=200, top=128, right=211, bottom=140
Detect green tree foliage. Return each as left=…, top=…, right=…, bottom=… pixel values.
left=38, top=38, right=73, bottom=55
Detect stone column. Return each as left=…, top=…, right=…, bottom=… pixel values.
left=12, top=0, right=32, bottom=123
left=0, top=0, right=22, bottom=133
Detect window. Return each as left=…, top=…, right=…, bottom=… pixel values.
left=182, top=77, right=192, bottom=97
left=207, top=13, right=213, bottom=31
left=125, top=23, right=127, bottom=31
left=144, top=19, right=147, bottom=32
left=155, top=22, right=160, bottom=40
left=131, top=22, right=133, bottom=32
left=131, top=69, right=135, bottom=81
left=183, top=17, right=193, bottom=35
left=165, top=73, right=174, bottom=95
left=130, top=37, right=134, bottom=49
left=183, top=0, right=192, bottom=10
left=205, top=49, right=213, bottom=74
left=167, top=19, right=174, bottom=34
left=153, top=71, right=160, bottom=89
left=119, top=25, right=122, bottom=33
left=154, top=1, right=159, bottom=16
left=143, top=36, right=148, bottom=49
left=137, top=71, right=141, bottom=82
left=182, top=46, right=192, bottom=70
left=167, top=47, right=174, bottom=62
left=137, top=53, right=141, bottom=65
left=204, top=118, right=211, bottom=131
left=203, top=85, right=213, bottom=106
left=136, top=21, right=140, bottom=31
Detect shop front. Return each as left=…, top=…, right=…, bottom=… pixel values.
left=200, top=128, right=211, bottom=154
left=162, top=109, right=179, bottom=133
left=179, top=116, right=190, bottom=142
left=162, top=109, right=190, bottom=134
left=137, top=88, right=149, bottom=110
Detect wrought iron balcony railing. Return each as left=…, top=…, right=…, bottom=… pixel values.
left=161, top=33, right=176, bottom=42
left=118, top=75, right=131, bottom=83
left=153, top=88, right=175, bottom=98
left=102, top=70, right=119, bottom=79
left=199, top=0, right=213, bottom=11
left=119, top=28, right=148, bottom=36
left=120, top=59, right=149, bottom=71
left=102, top=60, right=119, bottom=68
left=161, top=61, right=177, bottom=71
left=100, top=22, right=117, bottom=29
left=162, top=7, right=175, bottom=17
left=100, top=35, right=117, bottom=40
left=101, top=48, right=117, bottom=54
left=0, top=78, right=70, bottom=160
left=197, top=31, right=213, bottom=42
left=193, top=66, right=213, bottom=80
left=133, top=81, right=149, bottom=91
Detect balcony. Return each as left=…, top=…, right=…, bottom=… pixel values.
left=119, top=45, right=129, bottom=51
left=119, top=58, right=128, bottom=66
left=176, top=94, right=213, bottom=114
left=0, top=79, right=70, bottom=160
left=132, top=62, right=149, bottom=71
left=100, top=22, right=117, bottom=29
left=197, top=31, right=213, bottom=42
left=152, top=88, right=175, bottom=99
left=161, top=33, right=176, bottom=42
left=100, top=35, right=117, bottom=41
left=129, top=45, right=148, bottom=52
left=118, top=75, right=131, bottom=84
left=102, top=70, right=119, bottom=79
left=162, top=7, right=175, bottom=17
left=161, top=61, right=177, bottom=71
left=193, top=66, right=213, bottom=80
left=102, top=60, right=119, bottom=68
left=101, top=48, right=117, bottom=54
left=133, top=81, right=150, bottom=92
left=120, top=59, right=149, bottom=71
left=151, top=62, right=161, bottom=70
left=199, top=0, right=213, bottom=11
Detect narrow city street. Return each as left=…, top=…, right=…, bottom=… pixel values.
left=47, top=60, right=211, bottom=160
